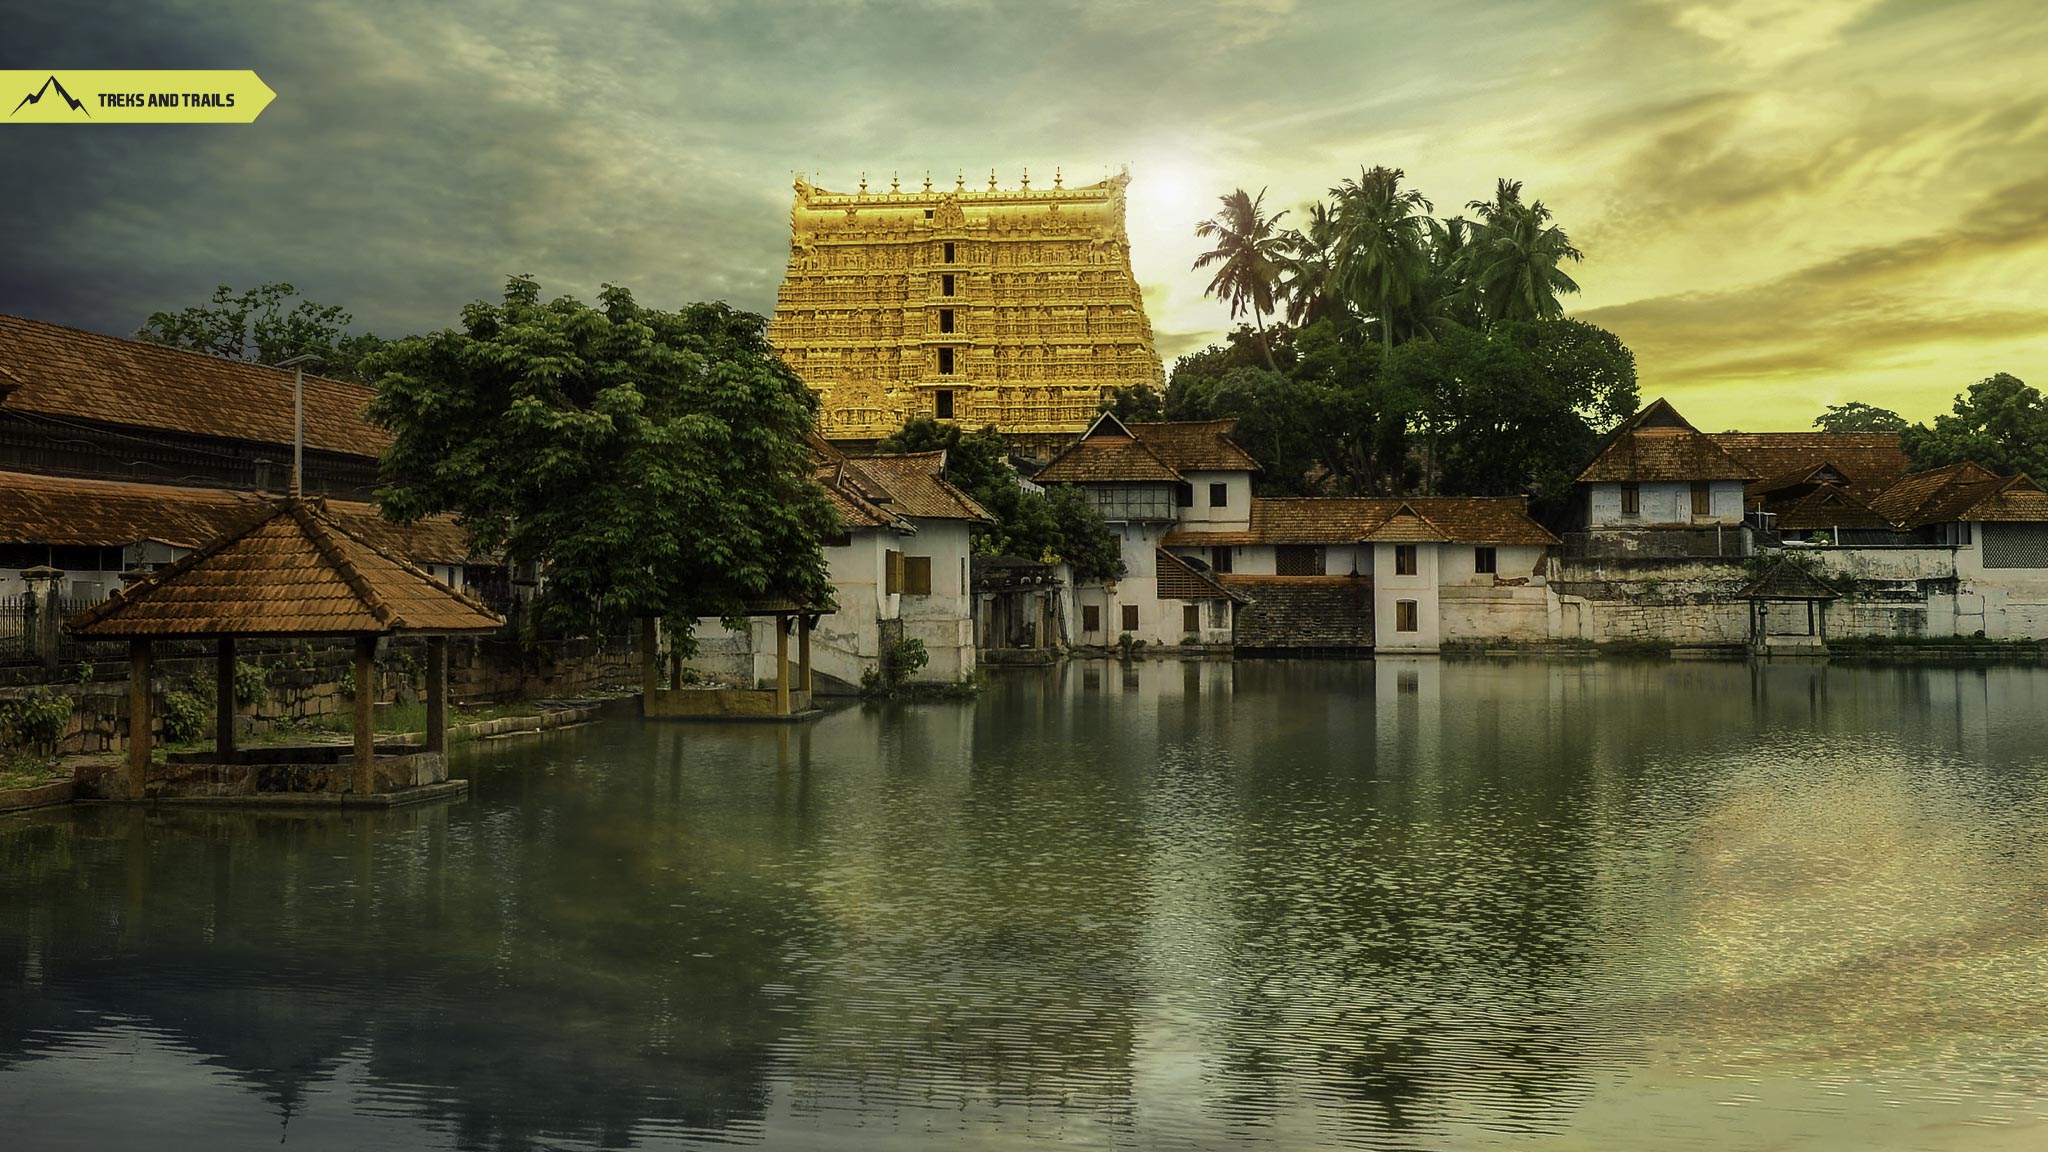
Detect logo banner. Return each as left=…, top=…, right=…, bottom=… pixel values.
left=4, top=71, right=275, bottom=123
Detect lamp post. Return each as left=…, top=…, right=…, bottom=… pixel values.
left=277, top=352, right=321, bottom=497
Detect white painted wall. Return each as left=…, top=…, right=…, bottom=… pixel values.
left=1174, top=470, right=1253, bottom=530
left=1372, top=542, right=1441, bottom=652
left=1587, top=480, right=1744, bottom=527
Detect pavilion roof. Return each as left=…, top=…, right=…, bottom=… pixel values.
left=1738, top=560, right=1840, bottom=601
left=68, top=499, right=503, bottom=638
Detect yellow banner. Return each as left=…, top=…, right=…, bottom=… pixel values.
left=2, top=71, right=275, bottom=124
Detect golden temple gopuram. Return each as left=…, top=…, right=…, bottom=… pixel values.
left=770, top=168, right=1164, bottom=441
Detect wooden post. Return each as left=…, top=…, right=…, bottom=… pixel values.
left=426, top=635, right=448, bottom=756
left=775, top=615, right=791, bottom=715
left=354, top=635, right=376, bottom=795
left=640, top=616, right=659, bottom=706
left=799, top=614, right=813, bottom=695
left=128, top=638, right=151, bottom=799
left=215, top=636, right=237, bottom=760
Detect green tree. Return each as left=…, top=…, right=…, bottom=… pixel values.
left=1815, top=401, right=1909, bottom=433
left=1330, top=166, right=1435, bottom=350
left=1462, top=180, right=1583, bottom=325
left=1193, top=188, right=1290, bottom=370
left=1902, top=373, right=2048, bottom=477
left=876, top=418, right=1125, bottom=579
left=137, top=282, right=388, bottom=383
left=1099, top=384, right=1165, bottom=422
left=366, top=277, right=835, bottom=642
left=1275, top=201, right=1345, bottom=328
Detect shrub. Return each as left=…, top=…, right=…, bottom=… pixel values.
left=1, top=689, right=74, bottom=752
left=860, top=637, right=931, bottom=699
left=233, top=660, right=269, bottom=707
left=160, top=690, right=208, bottom=745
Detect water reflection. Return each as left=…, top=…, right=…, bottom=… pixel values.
left=3, top=660, right=2048, bottom=1149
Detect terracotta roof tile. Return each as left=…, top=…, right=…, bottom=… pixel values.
left=1766, top=484, right=1894, bottom=531
left=846, top=451, right=993, bottom=522
left=0, top=312, right=389, bottom=458
left=1867, top=462, right=2002, bottom=526
left=69, top=500, right=502, bottom=638
left=1709, top=432, right=1909, bottom=498
left=1154, top=548, right=1247, bottom=602
left=1577, top=398, right=1754, bottom=483
left=1033, top=435, right=1181, bottom=483
left=0, top=469, right=476, bottom=563
left=1739, top=560, right=1840, bottom=601
left=1161, top=497, right=1556, bottom=547
left=1129, top=420, right=1260, bottom=473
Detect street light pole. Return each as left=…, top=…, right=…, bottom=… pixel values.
left=278, top=353, right=320, bottom=498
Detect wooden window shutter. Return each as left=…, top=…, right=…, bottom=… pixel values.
left=904, top=555, right=933, bottom=596
left=886, top=549, right=903, bottom=594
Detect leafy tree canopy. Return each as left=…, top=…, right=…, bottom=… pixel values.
left=1814, top=401, right=1909, bottom=433
left=138, top=282, right=388, bottom=384
left=877, top=418, right=1125, bottom=580
left=366, top=277, right=836, bottom=641
left=1902, top=373, right=2048, bottom=478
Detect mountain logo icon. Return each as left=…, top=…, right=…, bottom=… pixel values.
left=11, top=75, right=90, bottom=118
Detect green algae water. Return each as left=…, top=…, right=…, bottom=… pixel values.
left=6, top=659, right=2048, bottom=1150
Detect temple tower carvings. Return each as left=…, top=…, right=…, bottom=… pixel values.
left=770, top=169, right=1165, bottom=440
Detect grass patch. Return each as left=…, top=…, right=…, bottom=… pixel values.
left=0, top=754, right=67, bottom=791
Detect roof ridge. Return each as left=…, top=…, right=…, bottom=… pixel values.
left=294, top=501, right=399, bottom=628
left=0, top=310, right=375, bottom=398
left=63, top=498, right=289, bottom=631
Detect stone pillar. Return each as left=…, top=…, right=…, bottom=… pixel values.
left=22, top=565, right=62, bottom=672
left=127, top=638, right=151, bottom=799
left=353, top=635, right=377, bottom=795
left=799, top=614, right=813, bottom=694
left=215, top=635, right=237, bottom=759
left=640, top=616, right=659, bottom=708
left=775, top=615, right=791, bottom=716
left=426, top=635, right=448, bottom=756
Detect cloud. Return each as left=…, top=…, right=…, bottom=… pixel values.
left=1658, top=0, right=1884, bottom=68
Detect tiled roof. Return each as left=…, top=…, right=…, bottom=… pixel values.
left=846, top=451, right=994, bottom=522
left=0, top=312, right=390, bottom=458
left=1154, top=549, right=1247, bottom=603
left=1363, top=505, right=1450, bottom=543
left=1129, top=420, right=1260, bottom=473
left=1225, top=577, right=1374, bottom=649
left=815, top=462, right=911, bottom=532
left=1738, top=560, right=1840, bottom=601
left=1161, top=496, right=1557, bottom=547
left=1767, top=484, right=1894, bottom=531
left=0, top=469, right=476, bottom=564
left=1958, top=475, right=2048, bottom=522
left=1709, top=432, right=1909, bottom=497
left=1033, top=435, right=1181, bottom=483
left=1577, top=398, right=1754, bottom=483
left=1867, top=462, right=2002, bottom=526
left=69, top=500, right=503, bottom=638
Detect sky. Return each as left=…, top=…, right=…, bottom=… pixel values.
left=3, top=0, right=2044, bottom=431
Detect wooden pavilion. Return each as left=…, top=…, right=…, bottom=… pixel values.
left=67, top=498, right=503, bottom=800
left=641, top=598, right=827, bottom=720
left=1738, top=559, right=1839, bottom=656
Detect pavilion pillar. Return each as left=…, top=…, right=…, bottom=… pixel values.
left=215, top=636, right=237, bottom=760
left=426, top=635, right=448, bottom=756
left=640, top=616, right=659, bottom=704
left=798, top=614, right=812, bottom=695
left=127, top=638, right=151, bottom=799
left=775, top=615, right=791, bottom=716
left=353, top=635, right=376, bottom=795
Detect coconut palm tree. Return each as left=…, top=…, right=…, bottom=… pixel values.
left=1193, top=187, right=1289, bottom=370
left=1329, top=167, right=1435, bottom=350
left=1275, top=200, right=1344, bottom=328
left=1463, top=179, right=1583, bottom=324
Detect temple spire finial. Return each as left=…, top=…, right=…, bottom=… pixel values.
left=989, top=168, right=998, bottom=190
left=859, top=172, right=867, bottom=194
left=1054, top=166, right=1062, bottom=189
left=1021, top=167, right=1030, bottom=190
left=891, top=172, right=899, bottom=193
left=923, top=172, right=931, bottom=193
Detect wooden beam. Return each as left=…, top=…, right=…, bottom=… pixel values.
left=215, top=636, right=237, bottom=760
left=426, top=635, right=448, bottom=756
left=354, top=635, right=376, bottom=795
left=775, top=615, right=791, bottom=715
left=127, top=638, right=151, bottom=799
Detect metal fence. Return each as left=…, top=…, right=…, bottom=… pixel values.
left=1559, top=528, right=1752, bottom=560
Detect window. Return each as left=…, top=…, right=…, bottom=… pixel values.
left=885, top=549, right=903, bottom=594
left=939, top=308, right=954, bottom=333
left=934, top=389, right=954, bottom=419
left=1691, top=482, right=1711, bottom=517
left=1474, top=546, right=1497, bottom=574
left=941, top=273, right=955, bottom=296
left=1175, top=482, right=1194, bottom=508
left=904, top=555, right=933, bottom=596
left=1183, top=604, right=1201, bottom=632
left=943, top=241, right=955, bottom=262
left=924, top=209, right=934, bottom=219
left=1121, top=604, right=1139, bottom=632
left=1620, top=484, right=1641, bottom=516
left=1395, top=600, right=1419, bottom=632
left=1395, top=544, right=1417, bottom=576
left=1082, top=604, right=1101, bottom=632
left=1210, top=600, right=1229, bottom=627
left=938, top=347, right=954, bottom=375
left=1211, top=546, right=1233, bottom=574
left=822, top=529, right=853, bottom=548
left=1275, top=545, right=1324, bottom=576
left=1209, top=482, right=1229, bottom=508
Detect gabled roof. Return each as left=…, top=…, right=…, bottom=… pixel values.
left=1708, top=432, right=1909, bottom=498
left=69, top=499, right=503, bottom=638
left=1867, top=462, right=2003, bottom=526
left=845, top=451, right=994, bottom=523
left=1577, top=398, right=1755, bottom=483
left=1362, top=503, right=1450, bottom=543
left=1739, top=560, right=1839, bottom=601
left=1128, top=420, right=1260, bottom=473
left=815, top=462, right=913, bottom=533
left=1154, top=549, right=1248, bottom=603
left=0, top=469, right=477, bottom=564
left=1767, top=483, right=1894, bottom=531
left=0, top=312, right=390, bottom=458
left=1035, top=413, right=1181, bottom=483
left=1161, top=496, right=1558, bottom=547
left=1958, top=474, right=2048, bottom=522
